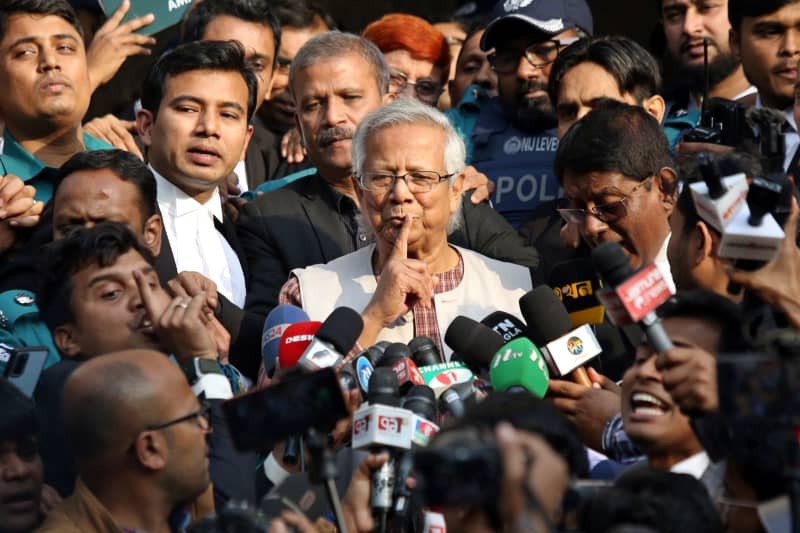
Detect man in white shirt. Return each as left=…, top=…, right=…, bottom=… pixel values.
left=136, top=40, right=254, bottom=308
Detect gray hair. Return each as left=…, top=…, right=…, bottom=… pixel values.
left=352, top=98, right=467, bottom=234
left=289, top=31, right=390, bottom=97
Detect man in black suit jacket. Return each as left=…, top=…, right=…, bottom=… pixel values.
left=136, top=41, right=253, bottom=318
left=237, top=32, right=540, bottom=361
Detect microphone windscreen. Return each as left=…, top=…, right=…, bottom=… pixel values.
left=591, top=242, right=634, bottom=287
left=278, top=321, right=321, bottom=370
left=315, top=307, right=364, bottom=355
left=480, top=311, right=526, bottom=343
left=262, top=304, right=310, bottom=372
left=379, top=342, right=412, bottom=366
left=367, top=367, right=401, bottom=406
left=549, top=258, right=606, bottom=326
left=408, top=336, right=440, bottom=367
left=445, top=316, right=505, bottom=368
left=519, top=285, right=573, bottom=346
left=403, top=384, right=437, bottom=420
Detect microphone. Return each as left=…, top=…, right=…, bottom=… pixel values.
left=376, top=343, right=425, bottom=394
left=549, top=258, right=606, bottom=326
left=261, top=304, right=309, bottom=375
left=488, top=336, right=550, bottom=397
left=444, top=316, right=505, bottom=374
left=276, top=320, right=321, bottom=467
left=417, top=361, right=475, bottom=398
left=718, top=176, right=785, bottom=263
left=277, top=321, right=321, bottom=371
left=352, top=350, right=376, bottom=397
left=592, top=242, right=674, bottom=353
left=408, top=336, right=441, bottom=367
left=520, top=286, right=602, bottom=387
left=689, top=153, right=749, bottom=232
left=351, top=368, right=413, bottom=532
left=297, top=307, right=363, bottom=371
left=438, top=381, right=475, bottom=418
left=395, top=385, right=439, bottom=517
left=480, top=311, right=527, bottom=343
left=402, top=384, right=439, bottom=447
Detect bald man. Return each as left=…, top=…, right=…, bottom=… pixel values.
left=38, top=349, right=214, bottom=532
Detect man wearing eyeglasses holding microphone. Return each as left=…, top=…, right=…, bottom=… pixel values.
left=467, top=0, right=593, bottom=228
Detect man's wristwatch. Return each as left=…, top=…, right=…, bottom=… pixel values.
left=182, top=358, right=233, bottom=400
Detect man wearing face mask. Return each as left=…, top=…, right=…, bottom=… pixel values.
left=468, top=0, right=592, bottom=228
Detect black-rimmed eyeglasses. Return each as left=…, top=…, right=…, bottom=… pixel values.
left=489, top=37, right=580, bottom=74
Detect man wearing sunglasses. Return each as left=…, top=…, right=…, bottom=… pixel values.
left=39, top=349, right=216, bottom=532
left=467, top=0, right=593, bottom=228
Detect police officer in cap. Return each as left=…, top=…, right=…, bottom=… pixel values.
left=470, top=0, right=592, bottom=228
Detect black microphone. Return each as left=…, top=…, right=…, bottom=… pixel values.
left=364, top=368, right=404, bottom=533
left=592, top=242, right=673, bottom=353
left=444, top=316, right=505, bottom=374
left=376, top=343, right=425, bottom=393
left=297, top=307, right=363, bottom=371
left=395, top=385, right=439, bottom=517
left=519, top=286, right=600, bottom=387
left=408, top=336, right=441, bottom=367
left=438, top=381, right=475, bottom=419
left=480, top=311, right=527, bottom=343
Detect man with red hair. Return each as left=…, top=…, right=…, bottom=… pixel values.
left=363, top=13, right=451, bottom=108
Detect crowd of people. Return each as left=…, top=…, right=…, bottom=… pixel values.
left=0, top=0, right=799, bottom=531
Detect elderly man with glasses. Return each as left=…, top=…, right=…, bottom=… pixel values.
left=282, top=99, right=532, bottom=359
left=459, top=0, right=592, bottom=228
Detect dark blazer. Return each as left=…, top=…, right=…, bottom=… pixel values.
left=155, top=209, right=263, bottom=378
left=236, top=172, right=540, bottom=358
left=244, top=120, right=312, bottom=189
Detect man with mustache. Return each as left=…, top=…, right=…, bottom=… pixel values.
left=466, top=0, right=593, bottom=228
left=237, top=31, right=540, bottom=356
left=659, top=0, right=755, bottom=149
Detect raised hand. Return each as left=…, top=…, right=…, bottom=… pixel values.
left=361, top=216, right=438, bottom=345
left=86, top=0, right=156, bottom=91
left=135, top=270, right=218, bottom=363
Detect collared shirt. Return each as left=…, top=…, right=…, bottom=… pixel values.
left=232, top=159, right=249, bottom=193
left=278, top=248, right=466, bottom=363
left=152, top=166, right=246, bottom=307
left=318, top=180, right=374, bottom=252
left=670, top=451, right=711, bottom=478
left=0, top=129, right=110, bottom=202
left=655, top=233, right=677, bottom=294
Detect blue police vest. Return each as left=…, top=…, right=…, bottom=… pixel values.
left=470, top=97, right=561, bottom=229
left=0, top=290, right=60, bottom=374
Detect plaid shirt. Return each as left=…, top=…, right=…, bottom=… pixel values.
left=279, top=249, right=465, bottom=364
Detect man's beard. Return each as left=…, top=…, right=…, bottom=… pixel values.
left=511, top=80, right=557, bottom=132
left=665, top=50, right=741, bottom=97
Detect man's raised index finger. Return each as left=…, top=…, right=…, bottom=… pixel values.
left=391, top=215, right=412, bottom=260
left=133, top=269, right=160, bottom=320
